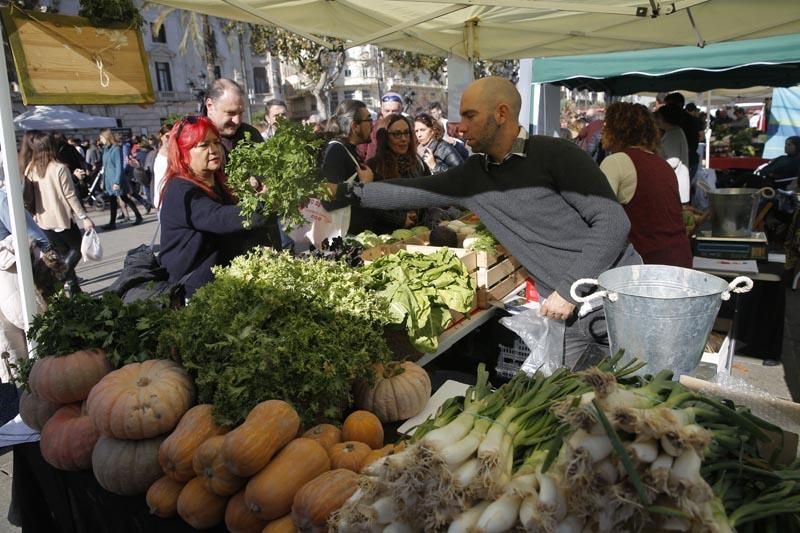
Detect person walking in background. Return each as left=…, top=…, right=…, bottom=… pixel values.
left=24, top=131, right=95, bottom=296
left=98, top=128, right=142, bottom=230
left=429, top=101, right=470, bottom=160
left=664, top=93, right=702, bottom=178
left=654, top=104, right=689, bottom=168
left=414, top=112, right=464, bottom=174
left=152, top=123, right=172, bottom=210
left=599, top=102, right=692, bottom=268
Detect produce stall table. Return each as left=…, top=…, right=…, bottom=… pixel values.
left=416, top=307, right=497, bottom=367
left=709, top=156, right=768, bottom=171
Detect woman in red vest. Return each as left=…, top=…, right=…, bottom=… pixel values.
left=599, top=102, right=692, bottom=268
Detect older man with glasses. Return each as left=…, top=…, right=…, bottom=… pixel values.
left=360, top=91, right=404, bottom=161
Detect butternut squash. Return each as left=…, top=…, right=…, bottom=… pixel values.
left=361, top=444, right=398, bottom=471
left=292, top=469, right=359, bottom=533
left=146, top=476, right=186, bottom=519
left=160, top=404, right=228, bottom=482
left=225, top=489, right=268, bottom=533
left=262, top=514, right=297, bottom=533
left=193, top=435, right=246, bottom=497
left=177, top=476, right=229, bottom=530
left=301, top=424, right=341, bottom=452
left=222, top=400, right=300, bottom=477
left=245, top=438, right=330, bottom=521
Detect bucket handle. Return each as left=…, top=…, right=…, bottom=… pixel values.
left=754, top=187, right=775, bottom=199
left=721, top=276, right=753, bottom=300
left=570, top=278, right=617, bottom=305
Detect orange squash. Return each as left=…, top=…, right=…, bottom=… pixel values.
left=193, top=435, right=247, bottom=497
left=18, top=389, right=61, bottom=432
left=292, top=469, right=359, bottom=532
left=245, top=438, right=330, bottom=521
left=222, top=400, right=300, bottom=477
left=177, top=476, right=229, bottom=530
left=160, top=404, right=228, bottom=482
left=302, top=424, right=342, bottom=452
left=328, top=441, right=371, bottom=472
left=225, top=490, right=268, bottom=533
left=92, top=434, right=167, bottom=495
left=341, top=410, right=383, bottom=449
left=361, top=444, right=398, bottom=471
left=146, top=475, right=186, bottom=519
left=40, top=403, right=99, bottom=471
left=355, top=361, right=432, bottom=423
left=262, top=514, right=297, bottom=533
left=87, top=359, right=195, bottom=440
left=29, top=349, right=111, bottom=404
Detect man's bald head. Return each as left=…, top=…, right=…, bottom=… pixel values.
left=458, top=77, right=521, bottom=158
left=466, top=77, right=522, bottom=119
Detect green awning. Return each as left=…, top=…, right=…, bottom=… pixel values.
left=531, top=34, right=800, bottom=95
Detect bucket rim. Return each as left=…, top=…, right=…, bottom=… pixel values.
left=596, top=265, right=729, bottom=300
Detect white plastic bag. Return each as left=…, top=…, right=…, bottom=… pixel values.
left=299, top=198, right=351, bottom=250
left=500, top=308, right=565, bottom=376
left=80, top=228, right=103, bottom=262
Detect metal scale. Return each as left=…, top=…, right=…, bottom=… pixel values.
left=692, top=230, right=769, bottom=260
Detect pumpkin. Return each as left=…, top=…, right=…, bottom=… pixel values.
left=341, top=410, right=383, bottom=449
left=361, top=444, right=399, bottom=471
left=92, top=434, right=166, bottom=495
left=177, top=476, right=229, bottom=530
left=18, top=389, right=61, bottom=432
left=355, top=361, right=431, bottom=423
left=245, top=438, right=330, bottom=521
left=291, top=469, right=359, bottom=533
left=226, top=490, right=268, bottom=533
left=328, top=441, right=371, bottom=472
left=40, top=403, right=99, bottom=471
left=160, top=404, right=228, bottom=482
left=87, top=359, right=195, bottom=440
left=302, top=424, right=341, bottom=452
left=28, top=349, right=111, bottom=404
left=146, top=475, right=186, bottom=518
left=193, top=435, right=246, bottom=497
left=222, top=400, right=300, bottom=477
left=262, top=514, right=297, bottom=533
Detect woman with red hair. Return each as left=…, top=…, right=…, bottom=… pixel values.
left=159, top=116, right=274, bottom=297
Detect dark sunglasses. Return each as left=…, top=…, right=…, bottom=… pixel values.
left=175, top=115, right=200, bottom=140
left=356, top=116, right=373, bottom=123
left=381, top=94, right=403, bottom=103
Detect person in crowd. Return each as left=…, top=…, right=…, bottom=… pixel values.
left=414, top=112, right=464, bottom=174
left=665, top=93, right=702, bottom=178
left=204, top=78, right=264, bottom=157
left=360, top=92, right=404, bottom=161
left=320, top=100, right=376, bottom=235
left=99, top=128, right=142, bottom=230
left=68, top=137, right=85, bottom=158
left=152, top=123, right=172, bottom=210
left=429, top=101, right=470, bottom=160
left=654, top=104, right=689, bottom=168
left=576, top=110, right=606, bottom=163
left=305, top=113, right=323, bottom=134
left=25, top=131, right=95, bottom=295
left=84, top=136, right=102, bottom=184
left=714, top=108, right=733, bottom=126
left=730, top=107, right=751, bottom=129
left=599, top=102, right=692, bottom=268
left=159, top=116, right=275, bottom=298
left=332, top=77, right=639, bottom=367
left=757, top=136, right=800, bottom=188
left=127, top=140, right=154, bottom=213
left=261, top=99, right=288, bottom=139
left=366, top=114, right=429, bottom=234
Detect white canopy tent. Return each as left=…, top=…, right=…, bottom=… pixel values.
left=2, top=0, right=800, bottom=336
left=13, top=105, right=117, bottom=131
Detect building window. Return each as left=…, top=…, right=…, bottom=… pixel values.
left=253, top=67, right=270, bottom=94
left=213, top=66, right=222, bottom=80
left=150, top=23, right=166, bottom=43
left=155, top=62, right=173, bottom=92
left=329, top=91, right=339, bottom=112
left=274, top=67, right=282, bottom=88
left=344, top=90, right=355, bottom=100
left=361, top=90, right=372, bottom=107
left=362, top=66, right=369, bottom=78
left=344, top=69, right=352, bottom=77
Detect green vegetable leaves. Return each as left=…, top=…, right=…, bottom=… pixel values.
left=362, top=249, right=475, bottom=353
left=225, top=119, right=327, bottom=229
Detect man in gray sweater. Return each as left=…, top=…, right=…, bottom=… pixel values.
left=338, top=77, right=639, bottom=367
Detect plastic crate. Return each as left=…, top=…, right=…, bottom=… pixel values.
left=495, top=337, right=530, bottom=379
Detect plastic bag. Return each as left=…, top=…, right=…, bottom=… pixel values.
left=80, top=228, right=103, bottom=262
left=299, top=198, right=351, bottom=250
left=500, top=308, right=565, bottom=376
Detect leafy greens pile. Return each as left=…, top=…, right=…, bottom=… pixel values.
left=159, top=248, right=391, bottom=426
left=225, top=118, right=326, bottom=229
left=361, top=249, right=475, bottom=353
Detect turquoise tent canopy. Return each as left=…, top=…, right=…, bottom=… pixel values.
left=531, top=34, right=800, bottom=95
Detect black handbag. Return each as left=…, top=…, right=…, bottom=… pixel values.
left=0, top=354, right=20, bottom=426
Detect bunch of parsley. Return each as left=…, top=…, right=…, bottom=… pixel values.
left=159, top=248, right=391, bottom=426
left=225, top=119, right=327, bottom=229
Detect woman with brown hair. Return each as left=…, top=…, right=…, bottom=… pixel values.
left=25, top=131, right=95, bottom=295
left=98, top=128, right=142, bottom=230
left=600, top=102, right=692, bottom=268
left=159, top=116, right=275, bottom=297
left=414, top=112, right=464, bottom=174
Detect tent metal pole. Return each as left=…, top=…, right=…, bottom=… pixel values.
left=0, top=36, right=39, bottom=345
left=705, top=91, right=711, bottom=168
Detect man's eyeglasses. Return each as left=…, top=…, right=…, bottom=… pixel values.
left=175, top=115, right=200, bottom=140
left=381, top=94, right=403, bottom=103
left=356, top=116, right=373, bottom=123
left=387, top=130, right=411, bottom=138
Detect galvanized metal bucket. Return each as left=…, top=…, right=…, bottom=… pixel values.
left=700, top=185, right=774, bottom=237
left=571, top=265, right=752, bottom=377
